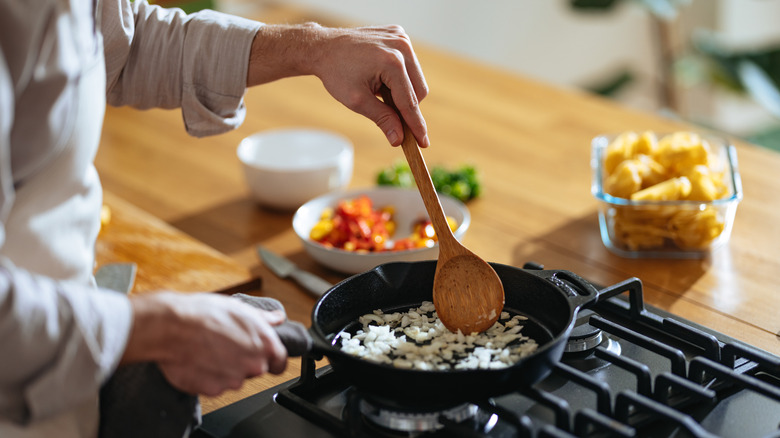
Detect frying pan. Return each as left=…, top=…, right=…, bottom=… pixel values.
left=297, top=260, right=619, bottom=406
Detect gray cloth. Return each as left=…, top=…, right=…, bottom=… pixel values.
left=97, top=294, right=311, bottom=438
left=231, top=294, right=313, bottom=357
left=99, top=364, right=199, bottom=438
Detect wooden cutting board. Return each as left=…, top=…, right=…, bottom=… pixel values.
left=95, top=191, right=253, bottom=294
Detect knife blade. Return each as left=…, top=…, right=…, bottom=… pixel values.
left=257, top=246, right=333, bottom=297
left=95, top=262, right=137, bottom=295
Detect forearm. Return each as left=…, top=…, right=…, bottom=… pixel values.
left=246, top=23, right=324, bottom=87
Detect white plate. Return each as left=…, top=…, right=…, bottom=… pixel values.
left=293, top=187, right=471, bottom=274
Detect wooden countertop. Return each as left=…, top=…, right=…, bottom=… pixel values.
left=95, top=5, right=780, bottom=414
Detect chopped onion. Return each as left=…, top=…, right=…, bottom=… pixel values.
left=337, top=301, right=538, bottom=371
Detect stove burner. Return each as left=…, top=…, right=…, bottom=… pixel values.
left=359, top=398, right=478, bottom=432
left=566, top=326, right=603, bottom=353
left=565, top=309, right=602, bottom=354
left=564, top=309, right=621, bottom=357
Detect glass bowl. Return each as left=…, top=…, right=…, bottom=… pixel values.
left=591, top=132, right=742, bottom=258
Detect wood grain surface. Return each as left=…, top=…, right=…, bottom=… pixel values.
left=95, top=191, right=251, bottom=294
left=94, top=5, right=780, bottom=414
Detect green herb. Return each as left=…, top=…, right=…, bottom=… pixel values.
left=377, top=161, right=481, bottom=202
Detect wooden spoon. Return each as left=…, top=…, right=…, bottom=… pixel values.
left=380, top=87, right=505, bottom=334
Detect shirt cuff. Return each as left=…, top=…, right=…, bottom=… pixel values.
left=181, top=10, right=263, bottom=137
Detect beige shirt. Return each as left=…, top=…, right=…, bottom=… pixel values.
left=0, top=0, right=261, bottom=435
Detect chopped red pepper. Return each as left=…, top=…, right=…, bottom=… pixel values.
left=309, top=195, right=455, bottom=252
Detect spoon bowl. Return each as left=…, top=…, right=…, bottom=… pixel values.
left=381, top=87, right=505, bottom=334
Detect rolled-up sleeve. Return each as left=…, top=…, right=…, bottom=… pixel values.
left=102, top=0, right=262, bottom=137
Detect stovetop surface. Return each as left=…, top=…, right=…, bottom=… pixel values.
left=193, top=278, right=780, bottom=438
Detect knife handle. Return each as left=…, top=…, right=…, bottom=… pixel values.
left=289, top=269, right=333, bottom=297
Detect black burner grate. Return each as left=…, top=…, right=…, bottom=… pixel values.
left=196, top=272, right=780, bottom=438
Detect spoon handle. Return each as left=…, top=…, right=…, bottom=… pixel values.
left=380, top=87, right=458, bottom=251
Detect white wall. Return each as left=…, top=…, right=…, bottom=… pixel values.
left=249, top=0, right=659, bottom=94
left=222, top=0, right=780, bottom=136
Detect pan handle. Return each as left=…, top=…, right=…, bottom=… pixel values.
left=231, top=293, right=316, bottom=357
left=524, top=264, right=643, bottom=311
left=563, top=271, right=642, bottom=310
left=273, top=321, right=314, bottom=357
left=531, top=269, right=600, bottom=309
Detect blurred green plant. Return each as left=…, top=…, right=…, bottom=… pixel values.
left=149, top=0, right=214, bottom=14
left=693, top=32, right=780, bottom=118
left=377, top=161, right=482, bottom=202
left=571, top=0, right=688, bottom=19
left=571, top=0, right=780, bottom=127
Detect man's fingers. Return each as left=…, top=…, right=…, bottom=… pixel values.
left=391, top=30, right=429, bottom=105
left=262, top=326, right=289, bottom=375
left=264, top=309, right=286, bottom=326
left=376, top=82, right=429, bottom=148
left=357, top=96, right=404, bottom=146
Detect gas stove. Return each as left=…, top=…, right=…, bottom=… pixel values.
left=193, top=266, right=780, bottom=438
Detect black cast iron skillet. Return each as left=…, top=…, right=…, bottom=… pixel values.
left=294, top=260, right=621, bottom=406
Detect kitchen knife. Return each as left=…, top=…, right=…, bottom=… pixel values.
left=257, top=246, right=333, bottom=297
left=95, top=262, right=138, bottom=295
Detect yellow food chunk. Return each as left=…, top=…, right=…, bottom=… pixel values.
left=605, top=160, right=642, bottom=199
left=669, top=208, right=725, bottom=249
left=653, top=131, right=710, bottom=172
left=319, top=207, right=334, bottom=220
left=634, top=154, right=667, bottom=188
left=614, top=219, right=669, bottom=251
left=634, top=131, right=657, bottom=156
left=631, top=177, right=691, bottom=201
left=98, top=205, right=112, bottom=235
left=100, top=205, right=111, bottom=227
left=604, top=131, right=640, bottom=174
left=309, top=219, right=334, bottom=240
left=683, top=165, right=720, bottom=201
left=446, top=216, right=458, bottom=232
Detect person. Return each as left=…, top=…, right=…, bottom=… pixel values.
left=0, top=0, right=429, bottom=436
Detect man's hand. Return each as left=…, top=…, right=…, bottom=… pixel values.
left=122, top=292, right=288, bottom=396
left=247, top=23, right=429, bottom=148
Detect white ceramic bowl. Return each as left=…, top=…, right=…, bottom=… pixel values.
left=293, top=187, right=471, bottom=274
left=237, top=128, right=354, bottom=210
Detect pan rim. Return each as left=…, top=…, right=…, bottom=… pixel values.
left=310, top=261, right=581, bottom=375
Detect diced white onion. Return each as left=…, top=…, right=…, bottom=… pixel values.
left=337, top=301, right=538, bottom=370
